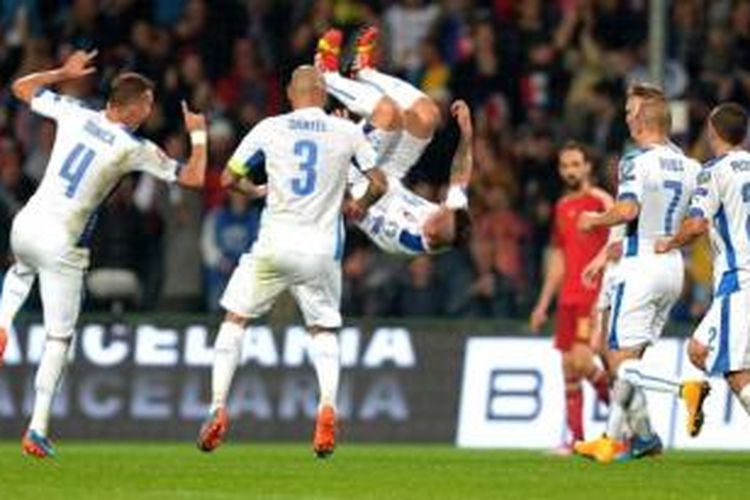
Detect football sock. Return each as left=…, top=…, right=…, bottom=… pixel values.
left=606, top=378, right=633, bottom=440
left=618, top=358, right=680, bottom=395
left=565, top=384, right=584, bottom=442
left=0, top=263, right=35, bottom=330
left=210, top=321, right=244, bottom=412
left=738, top=384, right=750, bottom=417
left=29, top=336, right=71, bottom=436
left=357, top=68, right=425, bottom=110
left=323, top=72, right=383, bottom=118
left=627, top=387, right=654, bottom=438
left=586, top=367, right=610, bottom=405
left=310, top=332, right=340, bottom=411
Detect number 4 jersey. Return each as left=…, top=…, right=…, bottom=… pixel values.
left=228, top=107, right=377, bottom=258
left=689, top=150, right=750, bottom=296
left=22, top=89, right=181, bottom=248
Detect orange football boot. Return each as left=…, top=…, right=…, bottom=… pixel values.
left=353, top=26, right=379, bottom=72
left=313, top=405, right=337, bottom=459
left=0, top=326, right=7, bottom=366
left=197, top=407, right=229, bottom=452
left=316, top=28, right=343, bottom=73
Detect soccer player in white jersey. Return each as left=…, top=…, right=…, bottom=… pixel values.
left=315, top=27, right=473, bottom=255
left=573, top=84, right=707, bottom=463
left=656, top=103, right=750, bottom=423
left=197, top=66, right=387, bottom=458
left=0, top=50, right=207, bottom=458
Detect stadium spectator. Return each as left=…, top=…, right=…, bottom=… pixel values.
left=201, top=191, right=262, bottom=312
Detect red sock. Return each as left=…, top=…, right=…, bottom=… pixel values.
left=565, top=386, right=584, bottom=442
left=588, top=369, right=610, bottom=405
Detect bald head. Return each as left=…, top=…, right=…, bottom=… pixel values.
left=287, top=65, right=327, bottom=109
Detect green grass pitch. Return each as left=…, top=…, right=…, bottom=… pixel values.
left=0, top=443, right=747, bottom=499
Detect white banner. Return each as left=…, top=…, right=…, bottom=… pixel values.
left=456, top=337, right=750, bottom=449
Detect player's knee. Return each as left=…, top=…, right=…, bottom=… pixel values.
left=687, top=339, right=708, bottom=371
left=46, top=329, right=74, bottom=343
left=372, top=97, right=403, bottom=131
left=405, top=98, right=440, bottom=138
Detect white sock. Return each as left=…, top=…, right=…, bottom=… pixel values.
left=627, top=387, right=654, bottom=438
left=29, top=337, right=71, bottom=435
left=738, top=384, right=750, bottom=417
left=309, top=332, right=340, bottom=411
left=357, top=68, right=426, bottom=110
left=618, top=358, right=681, bottom=395
left=606, top=379, right=632, bottom=440
left=210, top=322, right=245, bottom=412
left=0, top=263, right=35, bottom=330
left=323, top=72, right=383, bottom=117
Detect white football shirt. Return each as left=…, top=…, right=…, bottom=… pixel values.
left=228, top=106, right=377, bottom=257
left=689, top=149, right=750, bottom=296
left=617, top=143, right=701, bottom=257
left=26, top=89, right=181, bottom=246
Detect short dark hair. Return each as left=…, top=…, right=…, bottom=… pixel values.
left=709, top=103, right=748, bottom=146
left=452, top=209, right=473, bottom=248
left=559, top=140, right=591, bottom=163
left=108, top=72, right=154, bottom=106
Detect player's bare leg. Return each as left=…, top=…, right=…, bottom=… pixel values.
left=309, top=325, right=340, bottom=459
left=198, top=311, right=246, bottom=452
left=315, top=27, right=402, bottom=161
left=354, top=26, right=440, bottom=141
left=353, top=26, right=439, bottom=179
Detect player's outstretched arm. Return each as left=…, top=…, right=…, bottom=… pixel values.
left=654, top=216, right=709, bottom=253
left=448, top=100, right=473, bottom=188
left=578, top=199, right=639, bottom=232
left=176, top=101, right=208, bottom=190
left=11, top=49, right=97, bottom=104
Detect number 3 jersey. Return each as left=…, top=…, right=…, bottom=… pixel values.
left=23, top=89, right=181, bottom=247
left=689, top=150, right=750, bottom=296
left=617, top=143, right=700, bottom=257
left=228, top=107, right=377, bottom=258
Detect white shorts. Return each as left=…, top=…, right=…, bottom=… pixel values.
left=220, top=245, right=342, bottom=329
left=11, top=209, right=87, bottom=337
left=606, top=252, right=683, bottom=350
left=379, top=130, right=431, bottom=180
left=693, top=288, right=750, bottom=376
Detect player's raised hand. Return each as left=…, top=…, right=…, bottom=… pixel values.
left=182, top=100, right=206, bottom=132
left=60, top=49, right=98, bottom=80
left=451, top=100, right=473, bottom=139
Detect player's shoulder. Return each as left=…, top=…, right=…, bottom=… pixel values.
left=587, top=187, right=614, bottom=208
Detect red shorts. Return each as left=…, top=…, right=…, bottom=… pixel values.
left=555, top=303, right=594, bottom=351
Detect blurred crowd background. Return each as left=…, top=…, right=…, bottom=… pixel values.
left=1, top=0, right=748, bottom=320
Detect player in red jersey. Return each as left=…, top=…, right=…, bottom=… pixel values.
left=530, top=141, right=611, bottom=453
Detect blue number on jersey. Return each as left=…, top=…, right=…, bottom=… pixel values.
left=291, top=140, right=318, bottom=196
left=663, top=180, right=683, bottom=234
left=741, top=183, right=750, bottom=239
left=60, top=143, right=95, bottom=198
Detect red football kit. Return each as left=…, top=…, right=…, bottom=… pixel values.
left=551, top=192, right=609, bottom=350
